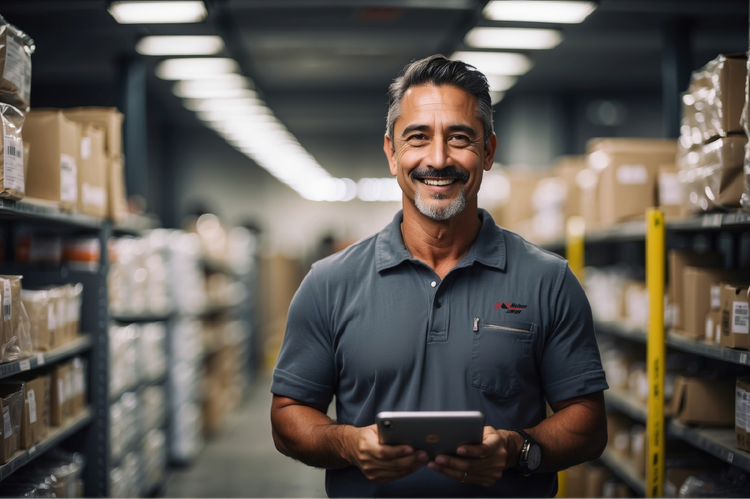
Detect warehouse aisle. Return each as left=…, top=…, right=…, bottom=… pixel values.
left=163, top=376, right=326, bottom=498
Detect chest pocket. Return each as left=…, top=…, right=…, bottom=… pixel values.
left=470, top=319, right=538, bottom=399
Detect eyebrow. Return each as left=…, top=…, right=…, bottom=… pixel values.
left=400, top=124, right=479, bottom=138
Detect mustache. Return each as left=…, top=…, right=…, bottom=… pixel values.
left=410, top=166, right=469, bottom=183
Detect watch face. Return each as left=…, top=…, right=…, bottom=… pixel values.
left=527, top=444, right=542, bottom=471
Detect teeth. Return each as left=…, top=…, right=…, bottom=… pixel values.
left=423, top=179, right=455, bottom=186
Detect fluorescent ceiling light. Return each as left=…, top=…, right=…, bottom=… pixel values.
left=173, top=85, right=256, bottom=100
left=156, top=58, right=238, bottom=80
left=483, top=1, right=596, bottom=24
left=490, top=91, right=505, bottom=105
left=136, top=35, right=224, bottom=56
left=485, top=74, right=516, bottom=92
left=108, top=1, right=207, bottom=24
left=451, top=51, right=533, bottom=76
left=465, top=28, right=562, bottom=50
left=182, top=97, right=264, bottom=112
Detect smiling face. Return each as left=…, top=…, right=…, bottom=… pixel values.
left=384, top=84, right=496, bottom=222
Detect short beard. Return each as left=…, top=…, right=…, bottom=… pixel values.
left=415, top=185, right=467, bottom=221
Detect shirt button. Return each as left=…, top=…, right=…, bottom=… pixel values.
left=435, top=300, right=442, bottom=308
left=430, top=281, right=437, bottom=288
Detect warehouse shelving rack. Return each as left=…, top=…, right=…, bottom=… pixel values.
left=542, top=209, right=750, bottom=497
left=0, top=198, right=146, bottom=496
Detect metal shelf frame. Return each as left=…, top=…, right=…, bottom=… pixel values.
left=0, top=409, right=92, bottom=480
left=0, top=335, right=92, bottom=380
left=668, top=421, right=750, bottom=472
left=0, top=207, right=114, bottom=496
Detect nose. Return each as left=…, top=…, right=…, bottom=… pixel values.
left=426, top=138, right=450, bottom=169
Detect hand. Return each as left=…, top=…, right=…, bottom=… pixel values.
left=427, top=426, right=519, bottom=488
left=345, top=424, right=429, bottom=484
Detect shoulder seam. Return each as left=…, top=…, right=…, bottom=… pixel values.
left=551, top=259, right=568, bottom=321
left=308, top=267, right=332, bottom=349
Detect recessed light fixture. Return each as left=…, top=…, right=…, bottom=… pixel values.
left=451, top=51, right=533, bottom=76
left=156, top=58, right=239, bottom=80
left=483, top=1, right=596, bottom=24
left=108, top=1, right=208, bottom=24
left=136, top=35, right=224, bottom=56
left=465, top=28, right=563, bottom=50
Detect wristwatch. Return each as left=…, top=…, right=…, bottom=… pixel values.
left=512, top=429, right=541, bottom=477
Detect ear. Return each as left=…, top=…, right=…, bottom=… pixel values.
left=483, top=133, right=497, bottom=171
left=383, top=135, right=398, bottom=176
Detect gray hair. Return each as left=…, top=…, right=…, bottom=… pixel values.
left=386, top=54, right=494, bottom=150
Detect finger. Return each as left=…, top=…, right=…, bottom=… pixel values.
left=427, top=461, right=472, bottom=483
left=457, top=427, right=501, bottom=458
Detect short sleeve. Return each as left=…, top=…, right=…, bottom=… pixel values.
left=270, top=267, right=336, bottom=406
left=540, top=264, right=609, bottom=403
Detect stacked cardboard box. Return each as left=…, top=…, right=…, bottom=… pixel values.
left=49, top=357, right=87, bottom=427
left=21, top=283, right=83, bottom=353
left=678, top=54, right=749, bottom=212
left=22, top=107, right=126, bottom=221
left=582, top=138, right=678, bottom=228
left=0, top=274, right=33, bottom=363
left=0, top=382, right=23, bottom=463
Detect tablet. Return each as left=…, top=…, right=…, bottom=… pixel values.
left=376, top=411, right=485, bottom=458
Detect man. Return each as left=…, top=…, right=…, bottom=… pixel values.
left=271, top=54, right=608, bottom=497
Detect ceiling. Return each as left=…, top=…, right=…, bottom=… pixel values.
left=1, top=0, right=749, bottom=180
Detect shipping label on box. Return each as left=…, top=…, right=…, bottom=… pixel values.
left=0, top=103, right=25, bottom=200
left=720, top=284, right=750, bottom=349
left=680, top=267, right=737, bottom=339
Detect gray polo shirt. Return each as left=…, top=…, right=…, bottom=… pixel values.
left=272, top=209, right=608, bottom=498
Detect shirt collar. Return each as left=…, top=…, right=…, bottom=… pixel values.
left=375, top=208, right=506, bottom=273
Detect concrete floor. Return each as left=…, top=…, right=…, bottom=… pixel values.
left=163, top=376, right=327, bottom=498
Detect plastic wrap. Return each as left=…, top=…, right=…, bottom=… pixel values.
left=682, top=54, right=747, bottom=146
left=142, top=429, right=166, bottom=491
left=1, top=275, right=31, bottom=362
left=679, top=468, right=750, bottom=497
left=109, top=324, right=139, bottom=396
left=0, top=15, right=33, bottom=110
left=110, top=452, right=142, bottom=498
left=140, top=322, right=166, bottom=382
left=21, top=289, right=49, bottom=352
left=1, top=102, right=25, bottom=200
left=741, top=55, right=750, bottom=209
left=141, top=385, right=166, bottom=432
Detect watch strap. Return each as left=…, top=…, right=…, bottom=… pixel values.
left=512, top=429, right=538, bottom=475
left=512, top=428, right=538, bottom=445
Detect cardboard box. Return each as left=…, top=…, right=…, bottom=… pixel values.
left=77, top=124, right=107, bottom=218
left=23, top=110, right=80, bottom=212
left=0, top=103, right=25, bottom=200
left=658, top=164, right=684, bottom=219
left=0, top=384, right=23, bottom=464
left=668, top=250, right=723, bottom=329
left=62, top=107, right=123, bottom=158
left=492, top=168, right=547, bottom=231
left=586, top=138, right=677, bottom=226
left=607, top=413, right=632, bottom=459
left=671, top=375, right=735, bottom=425
left=680, top=267, right=738, bottom=339
left=108, top=155, right=128, bottom=223
left=736, top=377, right=750, bottom=451
left=51, top=362, right=70, bottom=426
left=553, top=155, right=586, bottom=221
left=701, top=135, right=747, bottom=209
left=0, top=275, right=22, bottom=353
left=631, top=425, right=646, bottom=477
left=3, top=376, right=50, bottom=449
left=577, top=168, right=599, bottom=230
left=720, top=283, right=750, bottom=349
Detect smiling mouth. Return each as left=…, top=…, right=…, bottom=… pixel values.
left=420, top=178, right=457, bottom=186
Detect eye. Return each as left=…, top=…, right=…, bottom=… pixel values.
left=449, top=134, right=471, bottom=145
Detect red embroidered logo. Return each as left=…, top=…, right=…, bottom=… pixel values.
left=494, top=302, right=528, bottom=314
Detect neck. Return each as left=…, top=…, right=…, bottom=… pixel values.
left=400, top=200, right=482, bottom=280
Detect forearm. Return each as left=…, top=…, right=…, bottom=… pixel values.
left=272, top=402, right=356, bottom=469
left=526, top=392, right=607, bottom=473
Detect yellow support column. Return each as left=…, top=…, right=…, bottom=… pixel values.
left=646, top=209, right=666, bottom=498
left=558, top=216, right=586, bottom=497
left=566, top=216, right=586, bottom=282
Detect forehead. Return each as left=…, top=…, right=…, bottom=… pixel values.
left=397, top=84, right=479, bottom=126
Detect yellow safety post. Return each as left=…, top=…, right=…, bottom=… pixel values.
left=646, top=208, right=666, bottom=498
left=566, top=216, right=586, bottom=283
left=559, top=215, right=585, bottom=497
